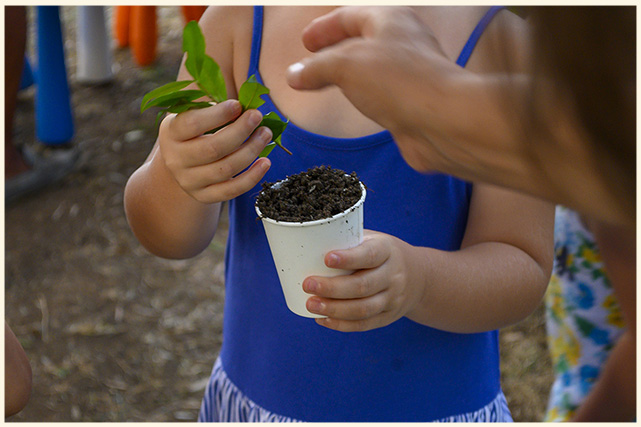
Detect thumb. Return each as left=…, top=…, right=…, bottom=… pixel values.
left=287, top=6, right=380, bottom=91
left=286, top=50, right=347, bottom=91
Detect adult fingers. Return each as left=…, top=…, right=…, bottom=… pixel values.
left=286, top=45, right=355, bottom=91
left=162, top=99, right=243, bottom=142
left=287, top=6, right=379, bottom=91
left=288, top=7, right=430, bottom=91
left=300, top=6, right=379, bottom=52
left=306, top=6, right=425, bottom=46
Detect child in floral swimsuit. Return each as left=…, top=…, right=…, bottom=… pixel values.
left=545, top=206, right=634, bottom=421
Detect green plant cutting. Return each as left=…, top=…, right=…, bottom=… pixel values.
left=140, top=21, right=291, bottom=157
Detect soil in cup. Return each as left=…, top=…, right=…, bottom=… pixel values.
left=256, top=166, right=363, bottom=222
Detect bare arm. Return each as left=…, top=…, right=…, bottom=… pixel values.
left=569, top=219, right=636, bottom=421
left=304, top=184, right=555, bottom=333
left=300, top=8, right=554, bottom=332
left=5, top=322, right=32, bottom=417
left=407, top=184, right=555, bottom=331
left=286, top=6, right=632, bottom=228
left=124, top=7, right=271, bottom=259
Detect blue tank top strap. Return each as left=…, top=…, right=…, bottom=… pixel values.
left=248, top=6, right=265, bottom=78
left=456, top=6, right=505, bottom=67
left=251, top=6, right=505, bottom=75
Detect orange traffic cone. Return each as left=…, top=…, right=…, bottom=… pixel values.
left=130, top=6, right=157, bottom=67
left=181, top=6, right=207, bottom=23
left=113, top=5, right=131, bottom=48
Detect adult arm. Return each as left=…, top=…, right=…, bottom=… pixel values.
left=286, top=6, right=632, bottom=228
left=286, top=6, right=538, bottom=185
left=570, top=219, right=636, bottom=421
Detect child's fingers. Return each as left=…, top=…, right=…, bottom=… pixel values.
left=198, top=109, right=264, bottom=164
left=306, top=291, right=387, bottom=322
left=314, top=315, right=388, bottom=333
left=163, top=99, right=243, bottom=142
left=185, top=126, right=272, bottom=189
left=190, top=158, right=271, bottom=204
left=172, top=109, right=264, bottom=168
left=324, top=232, right=389, bottom=270
left=303, top=268, right=387, bottom=300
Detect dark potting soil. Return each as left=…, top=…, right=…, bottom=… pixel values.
left=255, top=166, right=363, bottom=222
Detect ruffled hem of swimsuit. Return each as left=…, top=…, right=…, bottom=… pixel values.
left=198, top=357, right=513, bottom=422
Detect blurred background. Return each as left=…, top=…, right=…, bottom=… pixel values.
left=4, top=5, right=553, bottom=422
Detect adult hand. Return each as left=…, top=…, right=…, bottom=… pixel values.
left=287, top=7, right=457, bottom=173
left=287, top=7, right=635, bottom=230
left=157, top=99, right=272, bottom=204
left=286, top=7, right=523, bottom=182
left=303, top=231, right=425, bottom=332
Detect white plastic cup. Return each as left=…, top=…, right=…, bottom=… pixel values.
left=256, top=181, right=366, bottom=318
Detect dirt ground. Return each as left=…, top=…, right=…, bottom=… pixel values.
left=5, top=6, right=553, bottom=422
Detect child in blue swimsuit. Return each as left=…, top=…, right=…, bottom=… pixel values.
left=124, top=6, right=554, bottom=421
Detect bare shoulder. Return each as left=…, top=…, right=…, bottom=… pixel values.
left=471, top=7, right=532, bottom=73
left=412, top=6, right=531, bottom=73
left=196, top=6, right=254, bottom=98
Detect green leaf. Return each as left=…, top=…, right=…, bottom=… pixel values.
left=155, top=109, right=168, bottom=128
left=166, top=101, right=212, bottom=113
left=260, top=113, right=291, bottom=155
left=258, top=142, right=277, bottom=158
left=153, top=102, right=212, bottom=128
left=183, top=20, right=206, bottom=79
left=198, top=56, right=227, bottom=103
left=238, top=75, right=269, bottom=110
left=141, top=22, right=292, bottom=159
left=261, top=112, right=287, bottom=139
left=145, top=90, right=208, bottom=109
left=141, top=80, right=194, bottom=112
left=272, top=134, right=292, bottom=155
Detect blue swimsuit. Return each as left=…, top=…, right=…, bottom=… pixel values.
left=199, top=6, right=512, bottom=422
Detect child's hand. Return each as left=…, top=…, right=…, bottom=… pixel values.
left=303, top=230, right=425, bottom=332
left=157, top=99, right=273, bottom=204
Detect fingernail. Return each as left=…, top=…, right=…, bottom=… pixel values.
left=259, top=127, right=272, bottom=143
left=287, top=63, right=305, bottom=87
left=248, top=110, right=262, bottom=128
left=288, top=62, right=305, bottom=76
left=307, top=297, right=324, bottom=313
left=303, top=278, right=318, bottom=293
left=259, top=158, right=271, bottom=172
left=229, top=100, right=242, bottom=115
left=316, top=317, right=330, bottom=327
left=327, top=253, right=340, bottom=268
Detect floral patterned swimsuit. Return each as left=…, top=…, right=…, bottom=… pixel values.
left=544, top=206, right=626, bottom=421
